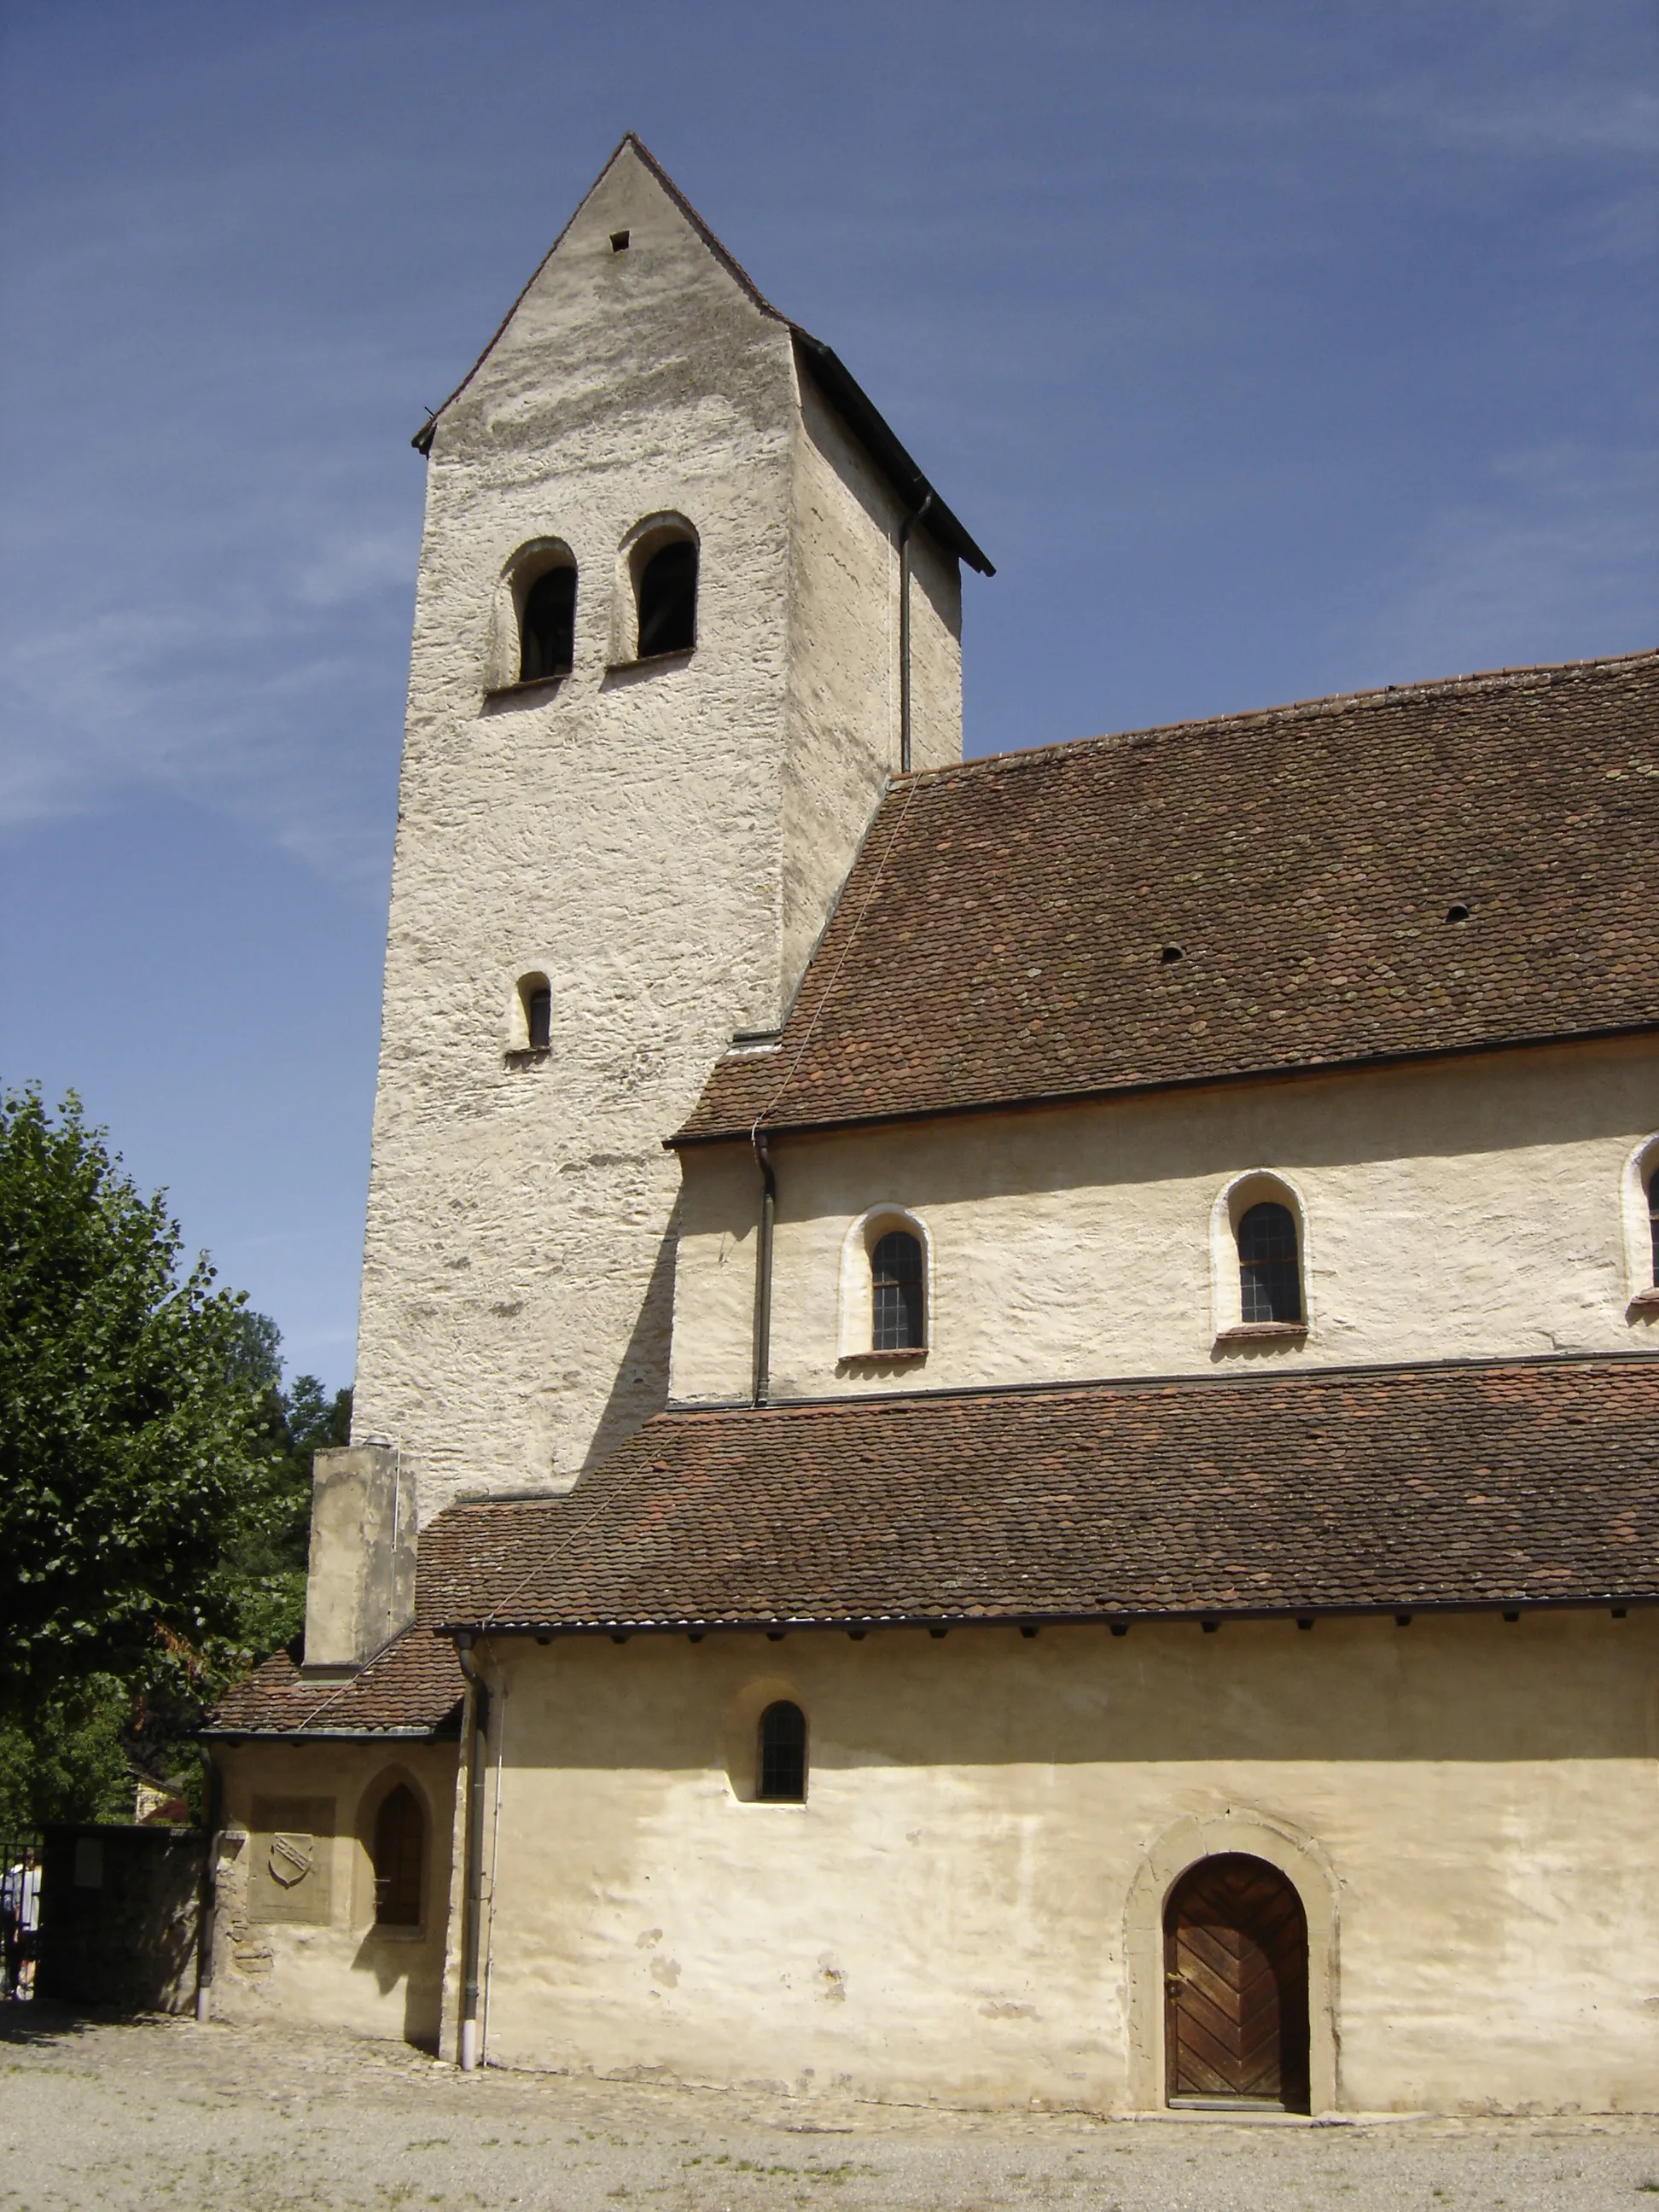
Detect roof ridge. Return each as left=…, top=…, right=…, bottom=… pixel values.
left=897, top=643, right=1659, bottom=793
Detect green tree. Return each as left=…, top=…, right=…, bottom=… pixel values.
left=0, top=1087, right=347, bottom=1829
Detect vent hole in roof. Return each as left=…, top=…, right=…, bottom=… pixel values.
left=1160, top=945, right=1184, bottom=964
left=609, top=230, right=631, bottom=253
left=1445, top=903, right=1471, bottom=924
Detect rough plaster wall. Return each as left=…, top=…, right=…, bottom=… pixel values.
left=210, top=1741, right=457, bottom=2048
left=354, top=146, right=811, bottom=1512
left=469, top=1615, right=1659, bottom=2111
left=670, top=1036, right=1659, bottom=1403
left=779, top=375, right=963, bottom=1001
left=904, top=524, right=963, bottom=772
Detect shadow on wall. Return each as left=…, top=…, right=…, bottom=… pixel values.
left=579, top=1200, right=682, bottom=1477
left=509, top=1613, right=1654, bottom=1773
left=349, top=1924, right=443, bottom=2052
left=770, top=1043, right=1658, bottom=1214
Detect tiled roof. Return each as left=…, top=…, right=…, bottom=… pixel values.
left=206, top=1529, right=471, bottom=1739
left=432, top=1357, right=1659, bottom=1633
left=677, top=650, right=1659, bottom=1144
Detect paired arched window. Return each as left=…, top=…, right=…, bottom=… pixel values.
left=757, top=1701, right=806, bottom=1802
left=872, top=1229, right=925, bottom=1352
left=372, top=1784, right=425, bottom=1928
left=636, top=537, right=697, bottom=658
left=519, top=562, right=576, bottom=682
left=1237, top=1201, right=1302, bottom=1325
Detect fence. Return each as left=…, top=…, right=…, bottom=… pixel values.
left=31, top=1825, right=208, bottom=2013
left=1, top=1840, right=44, bottom=2002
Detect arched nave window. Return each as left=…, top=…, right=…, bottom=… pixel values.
left=757, top=1701, right=806, bottom=1802
left=1237, top=1201, right=1303, bottom=1326
left=871, top=1229, right=925, bottom=1352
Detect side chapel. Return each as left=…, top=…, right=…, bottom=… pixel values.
left=206, top=136, right=1659, bottom=2116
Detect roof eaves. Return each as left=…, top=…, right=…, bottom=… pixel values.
left=199, top=1720, right=461, bottom=1743
left=435, top=1592, right=1659, bottom=1639
left=669, top=1016, right=1659, bottom=1150
left=789, top=331, right=994, bottom=574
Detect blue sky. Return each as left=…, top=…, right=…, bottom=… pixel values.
left=2, top=1, right=1653, bottom=1388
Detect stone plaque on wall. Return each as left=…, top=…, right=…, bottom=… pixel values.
left=247, top=1796, right=335, bottom=1925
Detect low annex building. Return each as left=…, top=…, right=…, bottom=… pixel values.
left=205, top=135, right=1659, bottom=2116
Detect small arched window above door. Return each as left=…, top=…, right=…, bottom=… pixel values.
left=871, top=1229, right=925, bottom=1352
left=1237, top=1201, right=1302, bottom=1326
left=757, top=1701, right=806, bottom=1802
left=372, top=1783, right=425, bottom=1928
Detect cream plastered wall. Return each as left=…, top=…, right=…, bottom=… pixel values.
left=208, top=1740, right=457, bottom=2049
left=461, top=1614, right=1658, bottom=2112
left=669, top=1034, right=1659, bottom=1403
left=352, top=140, right=964, bottom=1515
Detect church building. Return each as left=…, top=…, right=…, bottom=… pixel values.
left=205, top=135, right=1659, bottom=2116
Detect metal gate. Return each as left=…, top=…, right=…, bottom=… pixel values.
left=1, top=1840, right=44, bottom=2002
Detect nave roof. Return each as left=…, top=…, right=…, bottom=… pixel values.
left=678, top=648, right=1659, bottom=1144
left=434, top=1355, right=1659, bottom=1638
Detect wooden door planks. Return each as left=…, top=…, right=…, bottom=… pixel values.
left=1164, top=1854, right=1310, bottom=2111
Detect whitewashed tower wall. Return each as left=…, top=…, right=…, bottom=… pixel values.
left=352, top=141, right=963, bottom=1517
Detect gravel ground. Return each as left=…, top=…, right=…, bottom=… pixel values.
left=2, top=2007, right=1656, bottom=2212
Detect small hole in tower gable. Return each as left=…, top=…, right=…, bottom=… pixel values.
left=1445, top=903, right=1471, bottom=924
left=1160, top=945, right=1184, bottom=964
left=609, top=230, right=631, bottom=253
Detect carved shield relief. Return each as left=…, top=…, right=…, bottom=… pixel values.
left=249, top=1796, right=335, bottom=1924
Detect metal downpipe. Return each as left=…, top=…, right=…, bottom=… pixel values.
left=751, top=1128, right=777, bottom=1408
left=453, top=1633, right=492, bottom=2071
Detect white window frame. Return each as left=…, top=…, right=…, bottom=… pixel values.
left=837, top=1204, right=932, bottom=1361
left=1208, top=1169, right=1313, bottom=1341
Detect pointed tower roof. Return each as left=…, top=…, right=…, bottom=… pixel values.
left=412, top=133, right=993, bottom=576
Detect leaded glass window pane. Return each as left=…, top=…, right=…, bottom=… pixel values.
left=1238, top=1201, right=1301, bottom=1324
left=758, top=1701, right=806, bottom=1802
left=871, top=1229, right=924, bottom=1351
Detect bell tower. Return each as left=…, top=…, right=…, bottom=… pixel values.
left=350, top=135, right=989, bottom=1516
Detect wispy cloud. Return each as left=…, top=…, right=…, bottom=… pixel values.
left=1337, top=441, right=1659, bottom=685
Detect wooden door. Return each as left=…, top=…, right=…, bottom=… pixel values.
left=1164, top=1854, right=1309, bottom=2110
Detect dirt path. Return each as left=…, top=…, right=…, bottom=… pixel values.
left=2, top=2008, right=1655, bottom=2211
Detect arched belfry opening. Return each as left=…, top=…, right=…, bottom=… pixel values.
left=1163, top=1854, right=1309, bottom=2112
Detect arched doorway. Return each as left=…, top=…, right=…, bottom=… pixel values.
left=1164, top=1853, right=1309, bottom=2112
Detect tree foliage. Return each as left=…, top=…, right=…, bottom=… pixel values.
left=0, top=1087, right=348, bottom=1828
